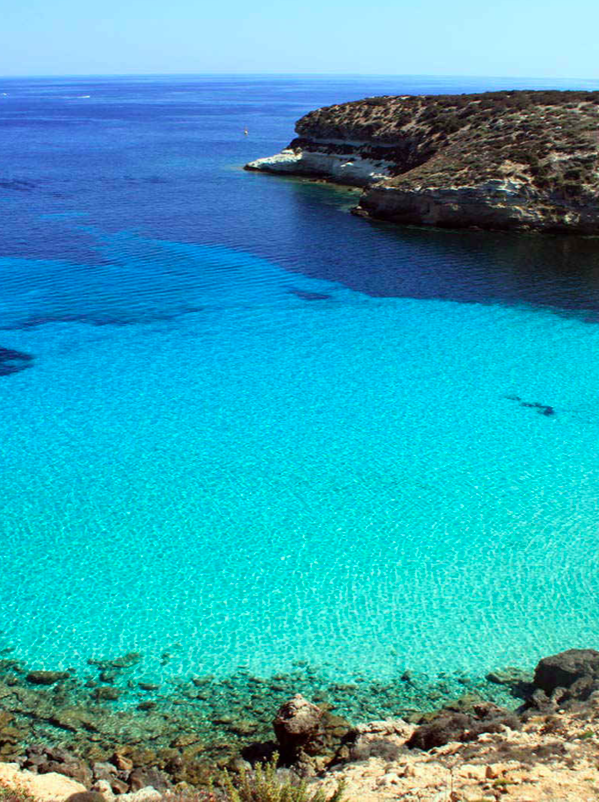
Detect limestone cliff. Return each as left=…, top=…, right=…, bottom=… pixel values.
left=245, top=90, right=599, bottom=233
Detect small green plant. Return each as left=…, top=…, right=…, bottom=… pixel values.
left=0, top=781, right=37, bottom=802
left=222, top=755, right=345, bottom=802
left=492, top=778, right=516, bottom=788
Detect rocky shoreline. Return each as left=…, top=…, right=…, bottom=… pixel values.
left=0, top=649, right=520, bottom=784
left=0, top=649, right=598, bottom=800
left=246, top=90, right=599, bottom=234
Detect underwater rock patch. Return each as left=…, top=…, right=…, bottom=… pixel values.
left=287, top=289, right=332, bottom=301
left=0, top=180, right=37, bottom=191
left=0, top=346, right=34, bottom=377
left=27, top=671, right=71, bottom=686
left=505, top=395, right=555, bottom=416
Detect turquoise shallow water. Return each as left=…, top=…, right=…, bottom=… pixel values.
left=0, top=232, right=597, bottom=682
left=1, top=75, right=598, bottom=692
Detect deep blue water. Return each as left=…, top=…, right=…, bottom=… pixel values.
left=1, top=74, right=598, bottom=684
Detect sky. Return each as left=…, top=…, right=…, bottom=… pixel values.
left=2, top=0, right=599, bottom=79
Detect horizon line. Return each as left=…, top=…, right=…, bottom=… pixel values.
left=2, top=71, right=599, bottom=83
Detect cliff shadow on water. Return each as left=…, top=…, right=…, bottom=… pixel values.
left=275, top=178, right=599, bottom=320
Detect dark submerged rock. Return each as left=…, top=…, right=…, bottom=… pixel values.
left=93, top=687, right=121, bottom=702
left=486, top=667, right=533, bottom=687
left=26, top=670, right=70, bottom=686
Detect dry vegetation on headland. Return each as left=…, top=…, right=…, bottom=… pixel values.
left=1, top=649, right=599, bottom=801
left=246, top=90, right=599, bottom=233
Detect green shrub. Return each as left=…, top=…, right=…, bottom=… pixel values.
left=222, top=756, right=345, bottom=802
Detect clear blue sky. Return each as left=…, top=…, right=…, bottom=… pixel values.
left=2, top=0, right=599, bottom=79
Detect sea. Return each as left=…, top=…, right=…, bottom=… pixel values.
left=1, top=74, right=598, bottom=698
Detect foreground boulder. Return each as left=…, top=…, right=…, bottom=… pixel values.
left=273, top=694, right=323, bottom=762
left=273, top=694, right=350, bottom=767
left=518, top=648, right=599, bottom=716
left=534, top=649, right=599, bottom=698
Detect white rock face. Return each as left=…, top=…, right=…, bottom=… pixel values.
left=246, top=145, right=392, bottom=186
left=0, top=763, right=87, bottom=802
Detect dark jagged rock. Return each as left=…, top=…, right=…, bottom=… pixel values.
left=519, top=649, right=599, bottom=716
left=240, top=739, right=278, bottom=765
left=246, top=90, right=599, bottom=233
left=407, top=712, right=472, bottom=750
left=534, top=649, right=599, bottom=697
left=407, top=701, right=519, bottom=751
left=40, top=759, right=93, bottom=788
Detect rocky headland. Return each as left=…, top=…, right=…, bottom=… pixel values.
left=1, top=649, right=599, bottom=800
left=246, top=90, right=599, bottom=233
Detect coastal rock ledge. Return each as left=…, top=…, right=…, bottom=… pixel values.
left=245, top=90, right=599, bottom=233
